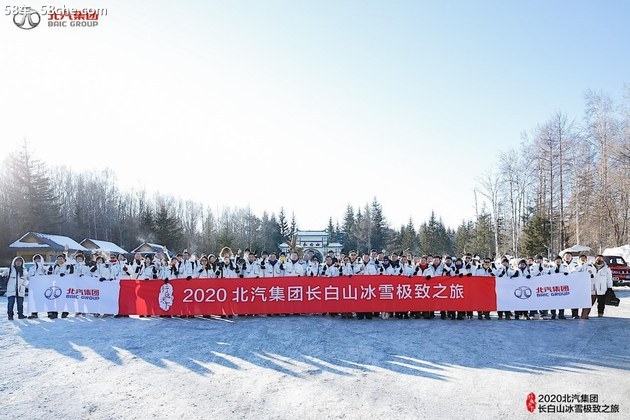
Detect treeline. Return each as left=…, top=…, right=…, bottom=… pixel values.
left=473, top=86, right=630, bottom=258
left=0, top=141, right=459, bottom=262
left=1, top=87, right=628, bottom=263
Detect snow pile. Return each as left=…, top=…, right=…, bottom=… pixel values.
left=604, top=245, right=630, bottom=263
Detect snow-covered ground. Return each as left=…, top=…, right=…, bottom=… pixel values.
left=1, top=290, right=629, bottom=420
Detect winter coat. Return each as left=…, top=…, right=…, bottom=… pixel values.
left=283, top=259, right=305, bottom=277
left=305, top=261, right=320, bottom=277
left=530, top=263, right=549, bottom=276
left=363, top=259, right=380, bottom=275
left=90, top=263, right=112, bottom=280
left=493, top=265, right=515, bottom=278
left=6, top=257, right=29, bottom=297
left=592, top=264, right=613, bottom=296
left=109, top=261, right=128, bottom=279
left=241, top=260, right=262, bottom=278
left=74, top=262, right=92, bottom=277
left=424, top=263, right=445, bottom=279
left=195, top=263, right=217, bottom=279
left=320, top=263, right=340, bottom=278
left=48, top=262, right=71, bottom=276
left=178, top=259, right=198, bottom=279
left=29, top=254, right=48, bottom=277
left=262, top=261, right=284, bottom=278
left=550, top=263, right=569, bottom=275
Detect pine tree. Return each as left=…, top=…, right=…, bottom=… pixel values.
left=154, top=205, right=183, bottom=250
left=522, top=213, right=551, bottom=258
left=341, top=205, right=355, bottom=252
left=370, top=198, right=386, bottom=251
left=289, top=212, right=297, bottom=238
left=5, top=140, right=62, bottom=234
left=326, top=217, right=335, bottom=243
left=278, top=207, right=289, bottom=241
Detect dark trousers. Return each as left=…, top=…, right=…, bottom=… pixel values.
left=8, top=296, right=24, bottom=318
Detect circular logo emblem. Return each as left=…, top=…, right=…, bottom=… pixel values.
left=13, top=7, right=41, bottom=30
left=44, top=286, right=63, bottom=300
left=514, top=286, right=532, bottom=299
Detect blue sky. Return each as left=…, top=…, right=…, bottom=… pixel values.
left=1, top=0, right=628, bottom=229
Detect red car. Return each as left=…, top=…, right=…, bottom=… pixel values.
left=603, top=255, right=630, bottom=287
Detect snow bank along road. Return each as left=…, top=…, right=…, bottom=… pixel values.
left=1, top=290, right=629, bottom=420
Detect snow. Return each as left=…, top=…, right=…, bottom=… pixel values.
left=35, top=233, right=87, bottom=251
left=81, top=239, right=128, bottom=255
left=9, top=232, right=88, bottom=251
left=603, top=245, right=630, bottom=263
left=2, top=291, right=629, bottom=419
left=7, top=241, right=49, bottom=248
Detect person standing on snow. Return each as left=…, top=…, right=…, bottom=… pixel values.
left=6, top=256, right=29, bottom=320
left=26, top=254, right=47, bottom=319
left=583, top=255, right=613, bottom=319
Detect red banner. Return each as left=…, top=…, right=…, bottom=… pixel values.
left=118, top=275, right=497, bottom=315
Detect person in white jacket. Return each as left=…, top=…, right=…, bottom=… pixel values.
left=283, top=252, right=305, bottom=277
left=90, top=256, right=113, bottom=282
left=73, top=253, right=92, bottom=277
left=177, top=251, right=197, bottom=280
left=241, top=253, right=262, bottom=278
left=6, top=257, right=29, bottom=320
left=583, top=255, right=613, bottom=318
left=110, top=254, right=129, bottom=280
left=424, top=256, right=448, bottom=319
left=47, top=254, right=72, bottom=319
left=262, top=253, right=284, bottom=278
left=305, top=257, right=321, bottom=277
left=320, top=256, right=340, bottom=278
left=494, top=257, right=515, bottom=320
left=549, top=255, right=570, bottom=319
left=473, top=258, right=494, bottom=320
left=27, top=254, right=47, bottom=319
left=195, top=255, right=216, bottom=278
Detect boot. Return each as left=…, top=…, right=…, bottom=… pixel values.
left=28, top=313, right=38, bottom=319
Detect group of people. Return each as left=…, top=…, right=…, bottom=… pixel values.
left=5, top=246, right=614, bottom=321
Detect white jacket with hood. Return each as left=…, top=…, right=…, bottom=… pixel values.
left=7, top=257, right=30, bottom=297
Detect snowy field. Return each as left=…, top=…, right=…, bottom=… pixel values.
left=1, top=290, right=629, bottom=420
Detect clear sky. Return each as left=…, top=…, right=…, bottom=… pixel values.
left=1, top=0, right=628, bottom=230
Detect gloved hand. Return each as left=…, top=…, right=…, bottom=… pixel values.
left=526, top=275, right=531, bottom=279
left=99, top=277, right=106, bottom=282
left=60, top=273, right=65, bottom=277
left=564, top=272, right=569, bottom=276
left=466, top=273, right=472, bottom=277
left=164, top=279, right=169, bottom=284
left=153, top=274, right=158, bottom=279
left=426, top=275, right=431, bottom=280
left=186, top=276, right=192, bottom=281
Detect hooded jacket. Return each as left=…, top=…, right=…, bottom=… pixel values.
left=29, top=254, right=47, bottom=277
left=7, top=257, right=30, bottom=297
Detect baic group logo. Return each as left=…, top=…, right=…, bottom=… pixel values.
left=514, top=286, right=532, bottom=300
left=12, top=7, right=41, bottom=29
left=44, top=286, right=63, bottom=300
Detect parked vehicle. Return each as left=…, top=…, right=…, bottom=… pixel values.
left=603, top=255, right=630, bottom=287
left=0, top=267, right=8, bottom=296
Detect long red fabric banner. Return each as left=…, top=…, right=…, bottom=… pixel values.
left=118, top=275, right=497, bottom=315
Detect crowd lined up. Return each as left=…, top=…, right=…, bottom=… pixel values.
left=5, top=246, right=613, bottom=321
